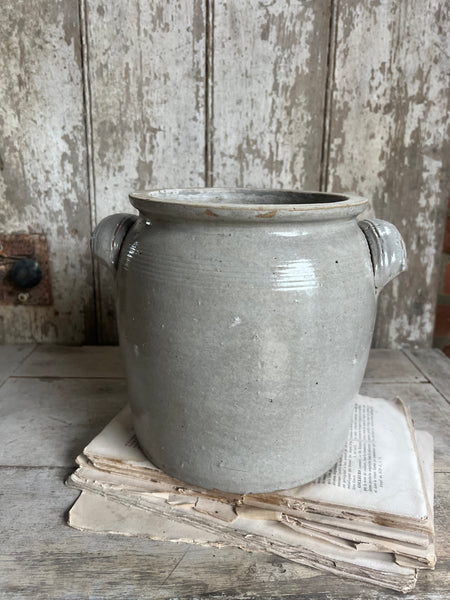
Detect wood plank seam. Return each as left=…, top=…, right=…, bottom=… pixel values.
left=157, top=546, right=191, bottom=589
left=402, top=349, right=450, bottom=406
left=401, top=350, right=432, bottom=384
left=0, top=465, right=71, bottom=471
left=79, top=0, right=100, bottom=344
left=0, top=344, right=36, bottom=391
left=205, top=0, right=215, bottom=187
left=319, top=0, right=338, bottom=192
left=8, top=375, right=126, bottom=380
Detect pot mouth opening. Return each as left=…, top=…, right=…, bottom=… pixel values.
left=129, top=188, right=368, bottom=221
left=131, top=188, right=360, bottom=206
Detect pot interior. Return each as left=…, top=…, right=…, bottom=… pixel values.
left=129, top=188, right=368, bottom=222
left=135, top=188, right=348, bottom=206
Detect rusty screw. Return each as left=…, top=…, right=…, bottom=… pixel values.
left=17, top=292, right=30, bottom=303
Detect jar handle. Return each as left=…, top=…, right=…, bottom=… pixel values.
left=358, top=218, right=407, bottom=292
left=91, top=213, right=138, bottom=271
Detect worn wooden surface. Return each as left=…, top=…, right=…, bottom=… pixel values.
left=0, top=345, right=449, bottom=599
left=85, top=0, right=206, bottom=342
left=362, top=349, right=426, bottom=383
left=403, top=348, right=450, bottom=404
left=212, top=0, right=329, bottom=189
left=326, top=0, right=450, bottom=349
left=0, top=377, right=127, bottom=467
left=0, top=344, right=35, bottom=387
left=14, top=344, right=125, bottom=379
left=0, top=1, right=449, bottom=347
left=0, top=1, right=95, bottom=344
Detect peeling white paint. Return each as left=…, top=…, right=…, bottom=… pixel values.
left=87, top=0, right=206, bottom=341
left=0, top=1, right=94, bottom=343
left=0, top=0, right=447, bottom=348
left=213, top=1, right=329, bottom=190
left=327, top=0, right=449, bottom=347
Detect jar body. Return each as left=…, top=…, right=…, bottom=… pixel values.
left=115, top=211, right=376, bottom=493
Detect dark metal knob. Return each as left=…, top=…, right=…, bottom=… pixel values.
left=10, top=259, right=42, bottom=288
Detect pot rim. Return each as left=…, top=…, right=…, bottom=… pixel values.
left=129, top=188, right=368, bottom=222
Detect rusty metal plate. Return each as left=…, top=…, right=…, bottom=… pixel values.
left=0, top=234, right=52, bottom=305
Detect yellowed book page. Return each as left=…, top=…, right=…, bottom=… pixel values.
left=248, top=396, right=429, bottom=526
left=68, top=490, right=417, bottom=593
left=80, top=396, right=429, bottom=527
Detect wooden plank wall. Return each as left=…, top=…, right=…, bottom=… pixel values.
left=326, top=0, right=450, bottom=348
left=0, top=0, right=95, bottom=343
left=85, top=0, right=206, bottom=342
left=0, top=0, right=448, bottom=347
left=212, top=1, right=330, bottom=190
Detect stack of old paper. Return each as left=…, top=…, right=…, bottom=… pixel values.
left=66, top=395, right=435, bottom=593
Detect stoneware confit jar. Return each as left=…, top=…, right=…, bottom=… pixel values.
left=92, top=189, right=407, bottom=494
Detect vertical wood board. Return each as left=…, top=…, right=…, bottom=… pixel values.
left=0, top=0, right=94, bottom=343
left=212, top=0, right=331, bottom=189
left=327, top=0, right=450, bottom=347
left=0, top=1, right=448, bottom=347
left=85, top=0, right=206, bottom=342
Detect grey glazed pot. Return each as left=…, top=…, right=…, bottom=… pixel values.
left=92, top=189, right=407, bottom=494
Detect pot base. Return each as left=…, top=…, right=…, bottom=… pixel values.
left=132, top=413, right=349, bottom=495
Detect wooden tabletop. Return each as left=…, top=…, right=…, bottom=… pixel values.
left=0, top=345, right=449, bottom=600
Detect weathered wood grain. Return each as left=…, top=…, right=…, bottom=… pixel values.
left=403, top=348, right=450, bottom=404
left=0, top=0, right=95, bottom=344
left=212, top=0, right=330, bottom=189
left=363, top=349, right=426, bottom=382
left=326, top=0, right=450, bottom=348
left=0, top=377, right=127, bottom=467
left=0, top=467, right=199, bottom=598
left=0, top=344, right=35, bottom=387
left=0, top=1, right=448, bottom=349
left=15, top=344, right=125, bottom=379
left=15, top=346, right=426, bottom=382
left=361, top=382, right=450, bottom=473
left=0, top=467, right=448, bottom=600
left=17, top=346, right=420, bottom=383
left=85, top=0, right=206, bottom=342
left=0, top=348, right=449, bottom=598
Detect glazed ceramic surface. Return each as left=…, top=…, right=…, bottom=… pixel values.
left=92, top=189, right=406, bottom=493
